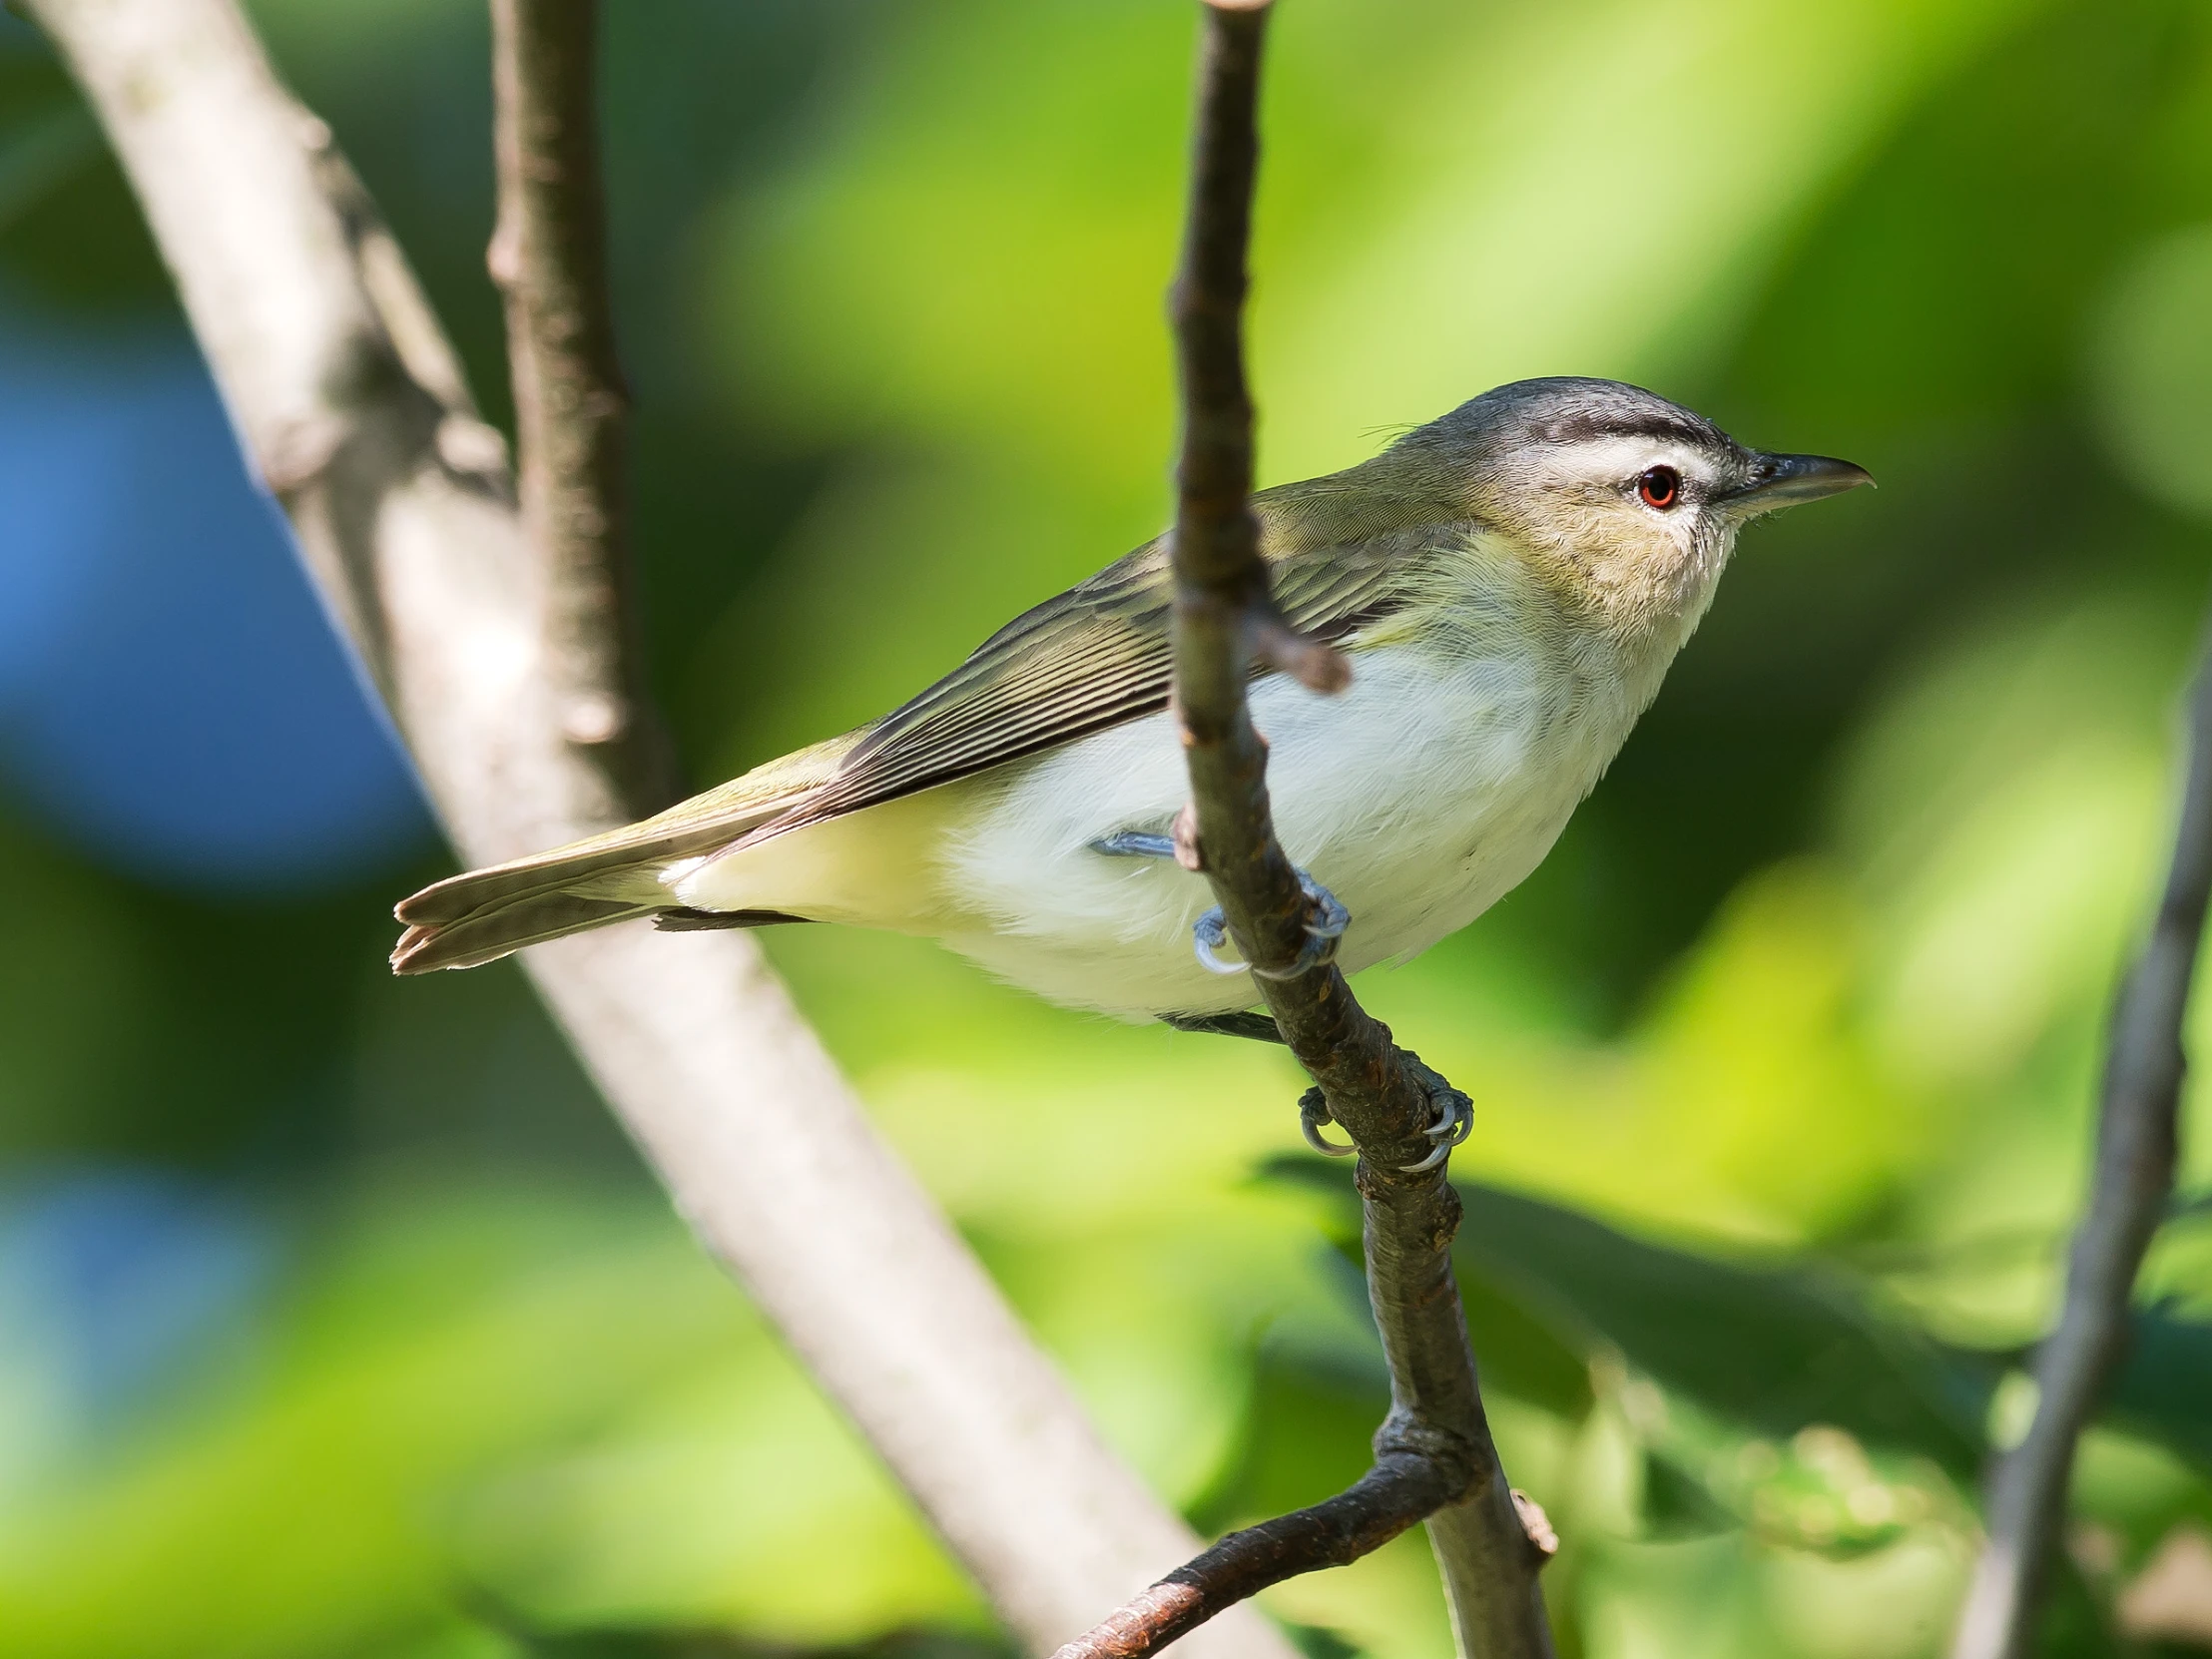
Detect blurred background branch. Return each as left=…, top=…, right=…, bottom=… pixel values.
left=1053, top=5, right=1553, bottom=1655
left=486, top=0, right=673, bottom=810
left=17, top=2, right=1293, bottom=1655
left=1950, top=633, right=2212, bottom=1657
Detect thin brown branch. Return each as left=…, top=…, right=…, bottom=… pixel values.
left=1075, top=4, right=1560, bottom=1656
left=25, top=4, right=1297, bottom=1654
left=488, top=0, right=672, bottom=810
left=1949, top=632, right=2212, bottom=1659
left=1052, top=1454, right=1459, bottom=1659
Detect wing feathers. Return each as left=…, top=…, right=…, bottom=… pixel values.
left=751, top=513, right=1463, bottom=841
left=392, top=483, right=1478, bottom=971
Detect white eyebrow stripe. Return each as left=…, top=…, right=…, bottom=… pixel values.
left=1524, top=434, right=1724, bottom=489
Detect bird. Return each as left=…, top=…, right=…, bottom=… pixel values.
left=391, top=377, right=1869, bottom=1031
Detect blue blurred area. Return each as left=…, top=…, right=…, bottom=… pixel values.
left=0, top=1170, right=273, bottom=1503
left=0, top=316, right=431, bottom=892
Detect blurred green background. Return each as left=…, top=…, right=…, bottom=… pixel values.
left=3, top=0, right=2212, bottom=1654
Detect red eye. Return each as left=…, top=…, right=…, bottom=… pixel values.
left=1638, top=466, right=1681, bottom=510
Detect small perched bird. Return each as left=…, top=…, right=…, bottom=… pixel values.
left=392, top=378, right=1868, bottom=1026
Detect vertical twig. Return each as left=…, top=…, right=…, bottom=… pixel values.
left=488, top=0, right=672, bottom=811
left=1949, top=640, right=2212, bottom=1659
left=1053, top=6, right=1557, bottom=1656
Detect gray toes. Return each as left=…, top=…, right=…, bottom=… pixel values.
left=1197, top=870, right=1353, bottom=981
left=1396, top=1058, right=1473, bottom=1173
left=1253, top=871, right=1350, bottom=980
left=1192, top=906, right=1246, bottom=975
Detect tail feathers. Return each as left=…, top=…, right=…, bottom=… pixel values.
left=395, top=824, right=709, bottom=931
left=389, top=816, right=783, bottom=975
left=395, top=736, right=861, bottom=933
left=392, top=733, right=864, bottom=974
left=391, top=892, right=665, bottom=974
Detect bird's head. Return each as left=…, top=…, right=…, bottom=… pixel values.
left=1401, top=377, right=1871, bottom=629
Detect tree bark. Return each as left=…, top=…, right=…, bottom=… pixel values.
left=486, top=0, right=670, bottom=807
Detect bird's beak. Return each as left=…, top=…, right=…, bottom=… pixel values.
left=1723, top=452, right=1874, bottom=516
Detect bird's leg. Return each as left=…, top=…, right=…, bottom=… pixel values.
left=1160, top=1009, right=1286, bottom=1043
left=1090, top=830, right=1350, bottom=979
left=1104, top=830, right=1412, bottom=1160
left=1091, top=830, right=1178, bottom=859
left=1168, top=960, right=1464, bottom=1173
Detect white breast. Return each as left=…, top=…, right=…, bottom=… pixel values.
left=933, top=620, right=1641, bottom=1018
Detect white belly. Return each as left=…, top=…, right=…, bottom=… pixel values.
left=931, top=638, right=1632, bottom=1017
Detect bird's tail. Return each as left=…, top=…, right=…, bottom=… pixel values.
left=391, top=888, right=668, bottom=973
left=390, top=810, right=718, bottom=972
left=391, top=736, right=858, bottom=973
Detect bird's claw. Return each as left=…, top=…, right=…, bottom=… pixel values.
left=1193, top=906, right=1244, bottom=975
left=1299, top=1068, right=1470, bottom=1171
left=1397, top=1061, right=1472, bottom=1174
left=1190, top=870, right=1350, bottom=979
left=1300, top=1086, right=1355, bottom=1157
left=1268, top=873, right=1351, bottom=981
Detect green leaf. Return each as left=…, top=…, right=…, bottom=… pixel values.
left=1271, top=1160, right=2212, bottom=1490
left=1451, top=1182, right=1997, bottom=1471
left=2104, top=1306, right=2212, bottom=1474
left=1264, top=1161, right=1993, bottom=1468
left=1262, top=1158, right=1593, bottom=1419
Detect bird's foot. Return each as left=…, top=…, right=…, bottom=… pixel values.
left=1300, top=1056, right=1471, bottom=1172
left=1089, top=829, right=1350, bottom=981
left=1397, top=1053, right=1473, bottom=1173
left=1192, top=871, right=1349, bottom=979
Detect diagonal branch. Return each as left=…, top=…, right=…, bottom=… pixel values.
left=1055, top=1455, right=1457, bottom=1659
left=1060, top=6, right=1557, bottom=1656
left=23, top=4, right=1296, bottom=1655
left=487, top=0, right=673, bottom=812
left=1948, top=629, right=2212, bottom=1659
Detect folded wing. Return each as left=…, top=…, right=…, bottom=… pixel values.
left=391, top=494, right=1462, bottom=973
